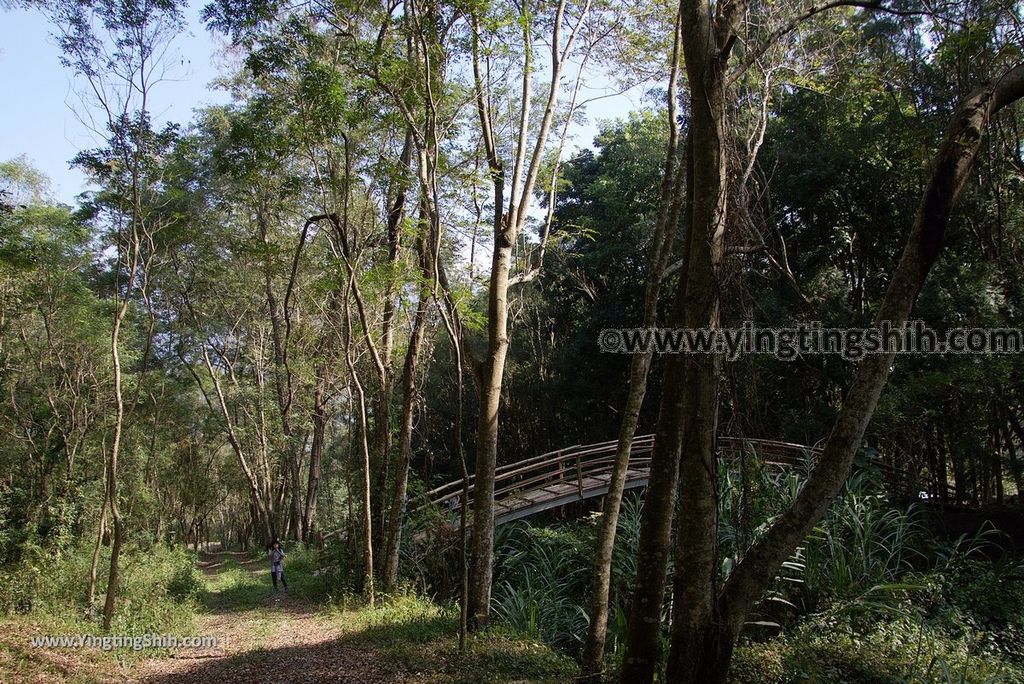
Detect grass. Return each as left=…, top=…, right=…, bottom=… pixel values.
left=0, top=611, right=127, bottom=683
left=0, top=543, right=206, bottom=681
left=730, top=615, right=1024, bottom=684
left=328, top=591, right=579, bottom=683
left=201, top=560, right=273, bottom=612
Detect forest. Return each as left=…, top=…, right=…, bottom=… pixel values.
left=2, top=0, right=1024, bottom=682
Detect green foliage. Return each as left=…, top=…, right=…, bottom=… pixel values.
left=3, top=541, right=200, bottom=636
left=108, top=545, right=202, bottom=635
left=334, top=591, right=578, bottom=683
left=477, top=469, right=1024, bottom=682
left=491, top=524, right=591, bottom=649
left=913, top=556, right=1024, bottom=668
left=731, top=615, right=1023, bottom=684
left=791, top=475, right=927, bottom=613
left=486, top=496, right=646, bottom=657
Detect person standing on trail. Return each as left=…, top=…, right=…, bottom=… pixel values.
left=268, top=540, right=288, bottom=592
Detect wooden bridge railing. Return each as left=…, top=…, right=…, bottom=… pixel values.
left=413, top=435, right=841, bottom=519
left=317, top=434, right=961, bottom=542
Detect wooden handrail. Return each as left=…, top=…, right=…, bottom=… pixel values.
left=412, top=435, right=836, bottom=517
left=320, top=434, right=962, bottom=542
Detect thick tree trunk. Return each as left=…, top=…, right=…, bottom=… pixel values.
left=667, top=62, right=1024, bottom=684
left=663, top=5, right=731, bottom=680
left=620, top=0, right=731, bottom=677
left=467, top=225, right=512, bottom=629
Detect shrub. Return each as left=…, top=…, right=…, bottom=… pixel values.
left=3, top=540, right=201, bottom=637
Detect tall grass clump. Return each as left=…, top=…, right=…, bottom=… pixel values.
left=491, top=521, right=592, bottom=650
left=797, top=472, right=927, bottom=610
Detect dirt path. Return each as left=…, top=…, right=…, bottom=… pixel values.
left=132, top=551, right=407, bottom=683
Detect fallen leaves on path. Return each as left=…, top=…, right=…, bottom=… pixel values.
left=131, top=551, right=411, bottom=684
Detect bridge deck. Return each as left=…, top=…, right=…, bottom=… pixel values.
left=415, top=435, right=862, bottom=526
left=493, top=468, right=650, bottom=524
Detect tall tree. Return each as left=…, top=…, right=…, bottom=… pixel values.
left=464, top=0, right=595, bottom=629
left=620, top=0, right=1024, bottom=678
left=30, top=0, right=184, bottom=629
left=580, top=14, right=687, bottom=679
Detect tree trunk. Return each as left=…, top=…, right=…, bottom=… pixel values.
left=580, top=17, right=687, bottom=678
left=303, top=387, right=327, bottom=540
left=663, top=3, right=732, bottom=679
left=342, top=271, right=376, bottom=605
left=88, top=452, right=108, bottom=607
left=464, top=0, right=584, bottom=628
left=370, top=133, right=412, bottom=559
left=467, top=220, right=512, bottom=628
left=618, top=294, right=691, bottom=681
left=383, top=287, right=430, bottom=590
left=102, top=317, right=126, bottom=631
left=1003, top=410, right=1024, bottom=504
left=671, top=62, right=1024, bottom=684
left=620, top=0, right=731, bottom=676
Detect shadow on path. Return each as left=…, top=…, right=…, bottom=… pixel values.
left=133, top=550, right=412, bottom=683
left=141, top=634, right=408, bottom=684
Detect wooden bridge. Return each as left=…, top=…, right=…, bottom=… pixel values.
left=416, top=435, right=834, bottom=526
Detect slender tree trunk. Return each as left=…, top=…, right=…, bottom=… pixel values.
left=342, top=273, right=376, bottom=605
left=371, top=131, right=413, bottom=559
left=1003, top=410, right=1024, bottom=504
left=258, top=207, right=304, bottom=541
left=580, top=18, right=686, bottom=678
left=88, top=449, right=108, bottom=607
left=467, top=224, right=512, bottom=628
left=303, top=387, right=327, bottom=540
left=102, top=306, right=128, bottom=631
left=290, top=432, right=306, bottom=541
left=383, top=287, right=430, bottom=590
left=464, top=0, right=585, bottom=628
left=354, top=378, right=375, bottom=605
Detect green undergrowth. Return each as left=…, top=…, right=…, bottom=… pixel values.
left=423, top=471, right=1024, bottom=683
left=329, top=591, right=578, bottom=683
left=731, top=613, right=1023, bottom=684
left=4, top=541, right=202, bottom=636
left=0, top=541, right=204, bottom=678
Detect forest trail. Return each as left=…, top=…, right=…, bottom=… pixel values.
left=132, top=550, right=407, bottom=683
left=3, top=547, right=573, bottom=684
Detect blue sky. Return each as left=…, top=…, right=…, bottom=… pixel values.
left=1, top=2, right=645, bottom=206
left=0, top=2, right=229, bottom=204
